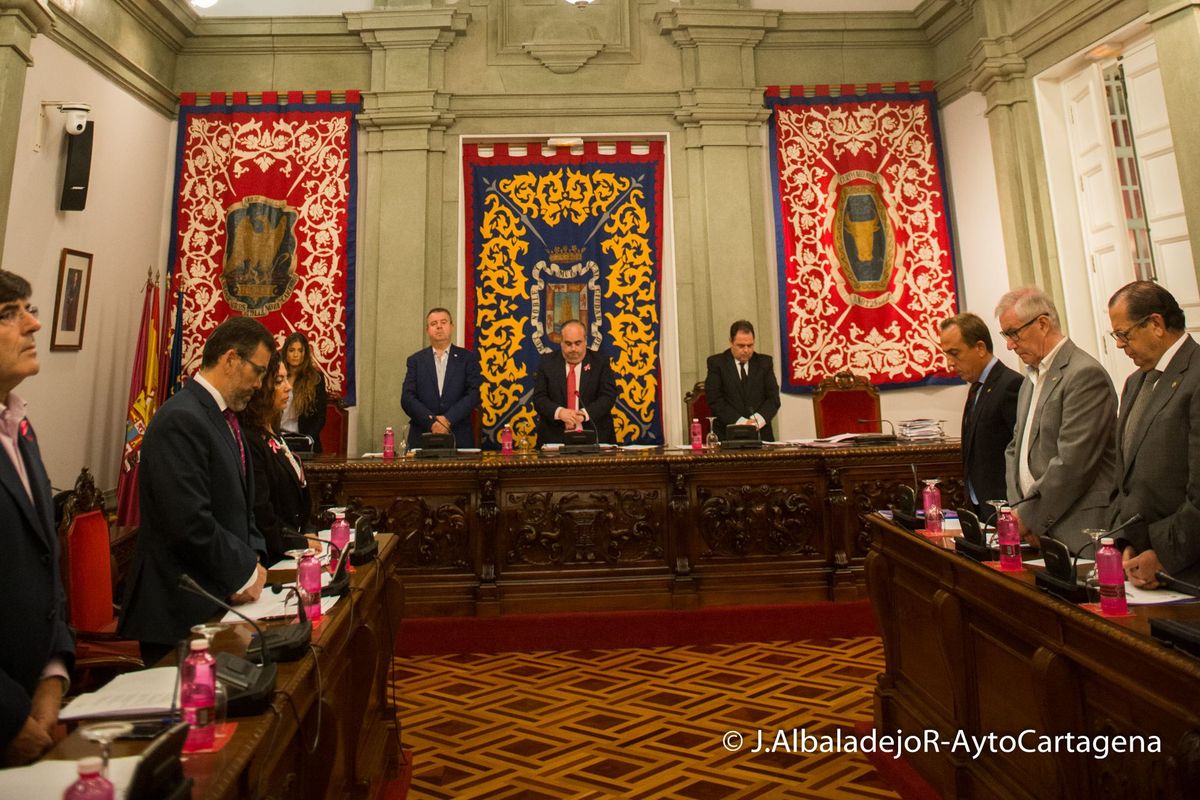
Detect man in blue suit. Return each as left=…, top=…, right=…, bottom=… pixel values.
left=0, top=270, right=73, bottom=765
left=402, top=308, right=482, bottom=448
left=119, top=317, right=272, bottom=665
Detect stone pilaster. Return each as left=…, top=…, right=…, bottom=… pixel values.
left=657, top=1, right=778, bottom=379
left=344, top=2, right=469, bottom=451
left=0, top=0, right=52, bottom=260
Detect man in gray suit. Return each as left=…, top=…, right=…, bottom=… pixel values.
left=1106, top=281, right=1200, bottom=589
left=998, top=288, right=1117, bottom=551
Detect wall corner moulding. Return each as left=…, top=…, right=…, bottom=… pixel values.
left=522, top=22, right=606, bottom=73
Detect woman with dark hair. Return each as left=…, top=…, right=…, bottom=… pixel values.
left=239, top=349, right=320, bottom=563
left=281, top=331, right=328, bottom=452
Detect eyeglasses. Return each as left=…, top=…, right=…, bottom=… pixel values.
left=0, top=303, right=38, bottom=327
left=1108, top=315, right=1152, bottom=344
left=239, top=354, right=269, bottom=379
left=999, top=314, right=1046, bottom=343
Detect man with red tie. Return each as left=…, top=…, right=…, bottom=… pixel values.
left=532, top=319, right=618, bottom=444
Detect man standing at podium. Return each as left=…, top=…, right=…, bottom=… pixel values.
left=1106, top=281, right=1200, bottom=589
left=401, top=307, right=482, bottom=448
left=999, top=288, right=1117, bottom=551
left=119, top=317, right=273, bottom=665
left=533, top=319, right=617, bottom=444
left=0, top=270, right=73, bottom=765
left=940, top=312, right=1021, bottom=521
left=705, top=320, right=780, bottom=441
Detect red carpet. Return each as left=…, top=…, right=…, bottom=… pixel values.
left=854, top=720, right=942, bottom=800
left=395, top=600, right=878, bottom=656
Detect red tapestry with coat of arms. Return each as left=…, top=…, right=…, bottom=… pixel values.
left=766, top=85, right=958, bottom=392
left=164, top=91, right=360, bottom=401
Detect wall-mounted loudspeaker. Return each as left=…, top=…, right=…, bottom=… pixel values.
left=60, top=121, right=94, bottom=211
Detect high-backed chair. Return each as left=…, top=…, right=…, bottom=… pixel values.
left=57, top=468, right=143, bottom=688
left=812, top=371, right=882, bottom=437
left=320, top=397, right=350, bottom=456
left=684, top=381, right=712, bottom=440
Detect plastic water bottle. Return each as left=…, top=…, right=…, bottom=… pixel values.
left=501, top=424, right=514, bottom=455
left=922, top=481, right=943, bottom=533
left=331, top=512, right=350, bottom=556
left=63, top=756, right=113, bottom=800
left=997, top=506, right=1022, bottom=570
left=690, top=418, right=703, bottom=451
left=382, top=426, right=395, bottom=460
left=1096, top=537, right=1128, bottom=615
left=298, top=549, right=322, bottom=622
left=181, top=639, right=217, bottom=752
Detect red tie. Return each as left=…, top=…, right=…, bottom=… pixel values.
left=567, top=365, right=581, bottom=431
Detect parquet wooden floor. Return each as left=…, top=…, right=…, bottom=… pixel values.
left=391, top=636, right=900, bottom=799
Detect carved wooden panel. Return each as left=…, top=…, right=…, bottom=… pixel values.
left=501, top=489, right=665, bottom=568
left=385, top=495, right=471, bottom=570
left=694, top=483, right=819, bottom=559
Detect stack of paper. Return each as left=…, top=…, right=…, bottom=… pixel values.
left=60, top=667, right=178, bottom=721
left=898, top=419, right=944, bottom=441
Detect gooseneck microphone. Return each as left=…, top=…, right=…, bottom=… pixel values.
left=1154, top=571, right=1200, bottom=597
left=1071, top=513, right=1143, bottom=573
left=179, top=574, right=273, bottom=667
left=178, top=572, right=311, bottom=663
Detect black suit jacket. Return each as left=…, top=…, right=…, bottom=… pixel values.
left=0, top=414, right=74, bottom=749
left=244, top=427, right=312, bottom=564
left=1111, top=336, right=1200, bottom=584
left=961, top=359, right=1022, bottom=516
left=401, top=344, right=482, bottom=448
left=118, top=379, right=265, bottom=647
left=532, top=350, right=618, bottom=444
left=704, top=350, right=781, bottom=441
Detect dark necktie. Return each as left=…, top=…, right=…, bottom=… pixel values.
left=1122, top=368, right=1161, bottom=455
left=964, top=381, right=983, bottom=425
left=739, top=361, right=748, bottom=383
left=223, top=408, right=246, bottom=474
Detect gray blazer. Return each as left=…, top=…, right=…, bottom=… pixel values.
left=1111, top=335, right=1200, bottom=584
left=1005, top=338, right=1117, bottom=551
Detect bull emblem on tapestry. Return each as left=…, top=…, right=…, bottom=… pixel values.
left=222, top=196, right=299, bottom=316
left=833, top=183, right=894, bottom=292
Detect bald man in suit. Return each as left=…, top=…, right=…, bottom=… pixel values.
left=532, top=320, right=618, bottom=444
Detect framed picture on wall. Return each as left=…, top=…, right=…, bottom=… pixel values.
left=50, top=248, right=93, bottom=351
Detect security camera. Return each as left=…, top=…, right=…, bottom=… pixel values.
left=59, top=103, right=91, bottom=135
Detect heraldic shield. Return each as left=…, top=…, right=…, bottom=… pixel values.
left=222, top=196, right=299, bottom=316
left=832, top=183, right=894, bottom=293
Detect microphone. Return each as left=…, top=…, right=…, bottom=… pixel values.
left=855, top=418, right=897, bottom=445
left=1155, top=571, right=1200, bottom=597
left=178, top=573, right=281, bottom=716
left=178, top=573, right=310, bottom=663
left=268, top=583, right=308, bottom=623
left=1071, top=514, right=1143, bottom=572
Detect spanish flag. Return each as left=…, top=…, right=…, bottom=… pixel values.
left=115, top=275, right=161, bottom=527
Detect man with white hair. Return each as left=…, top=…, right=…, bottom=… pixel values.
left=997, top=287, right=1117, bottom=551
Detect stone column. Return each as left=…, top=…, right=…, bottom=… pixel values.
left=656, top=0, right=778, bottom=383
left=970, top=33, right=1061, bottom=295
left=1148, top=0, right=1200, bottom=282
left=0, top=0, right=52, bottom=259
left=345, top=1, right=469, bottom=452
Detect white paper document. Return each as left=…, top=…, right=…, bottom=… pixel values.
left=0, top=755, right=140, bottom=799
left=60, top=667, right=178, bottom=721
left=1125, top=583, right=1199, bottom=605
left=219, top=576, right=337, bottom=622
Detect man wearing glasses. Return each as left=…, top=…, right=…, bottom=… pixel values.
left=997, top=287, right=1117, bottom=551
left=119, top=316, right=274, bottom=665
left=1105, top=281, right=1199, bottom=591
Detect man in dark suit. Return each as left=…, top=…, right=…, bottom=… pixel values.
left=1105, top=281, right=1200, bottom=589
left=0, top=270, right=73, bottom=765
left=118, top=317, right=273, bottom=664
left=999, top=288, right=1117, bottom=551
left=704, top=320, right=781, bottom=441
left=402, top=307, right=482, bottom=448
left=532, top=319, right=618, bottom=444
left=940, top=312, right=1022, bottom=521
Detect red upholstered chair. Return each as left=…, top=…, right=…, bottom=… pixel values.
left=320, top=398, right=349, bottom=456
left=684, top=381, right=712, bottom=440
left=57, top=468, right=142, bottom=688
left=812, top=371, right=882, bottom=437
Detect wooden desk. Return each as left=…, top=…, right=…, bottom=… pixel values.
left=864, top=514, right=1200, bottom=800
left=306, top=443, right=963, bottom=616
left=50, top=535, right=402, bottom=800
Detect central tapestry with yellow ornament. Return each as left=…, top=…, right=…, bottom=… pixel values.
left=464, top=142, right=665, bottom=448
